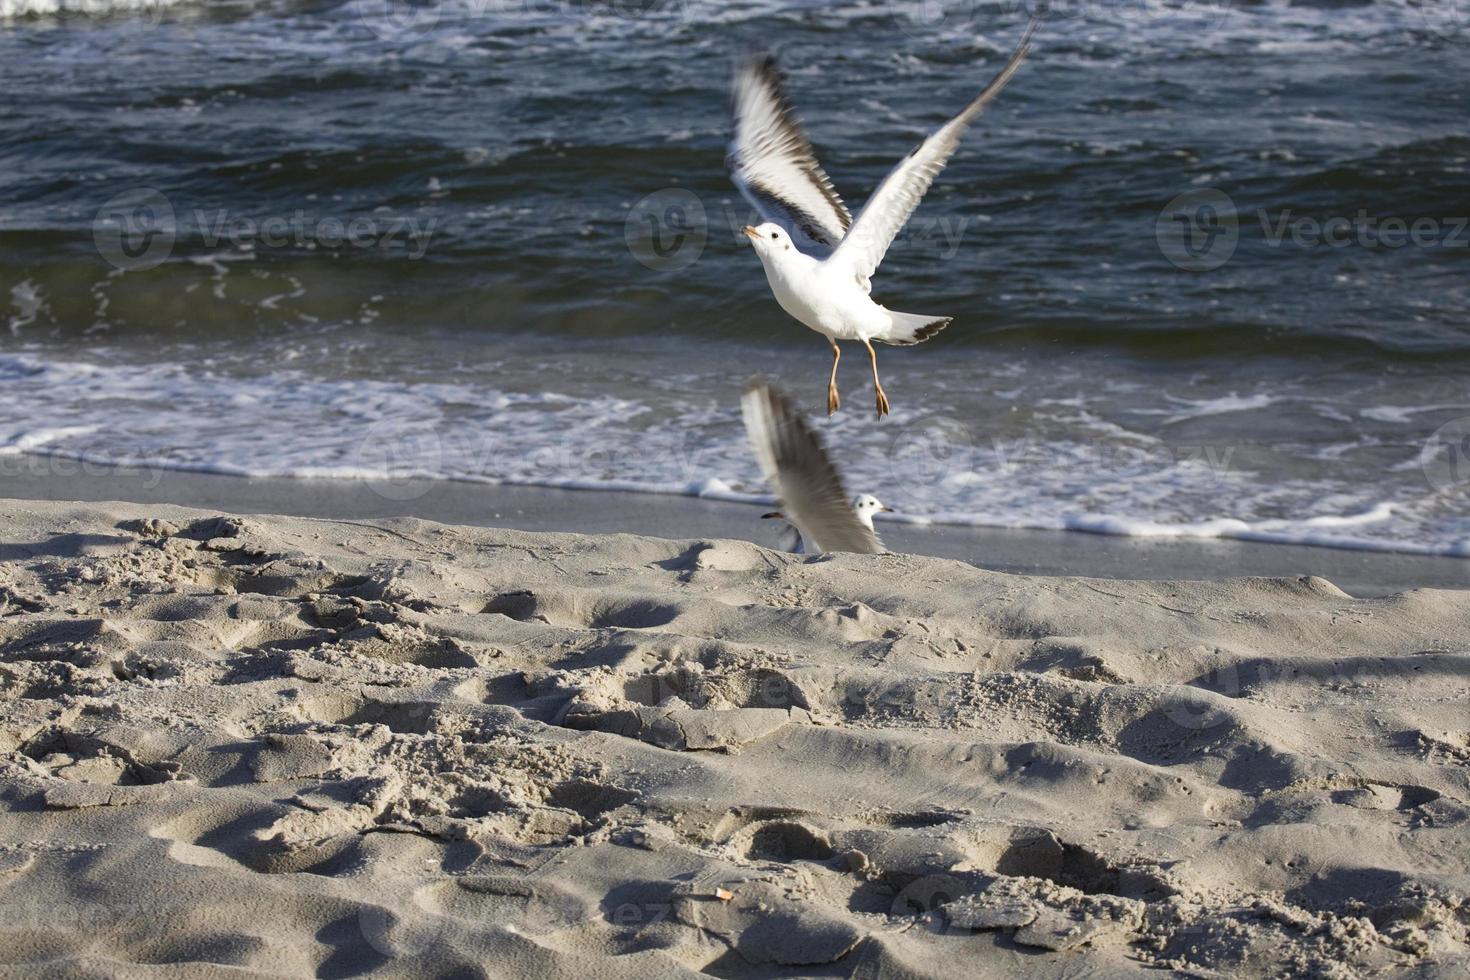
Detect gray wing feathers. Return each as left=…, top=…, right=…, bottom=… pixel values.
left=831, top=17, right=1037, bottom=281
left=742, top=382, right=884, bottom=556
left=728, top=55, right=853, bottom=252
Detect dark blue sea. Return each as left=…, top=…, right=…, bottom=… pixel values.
left=3, top=0, right=1470, bottom=553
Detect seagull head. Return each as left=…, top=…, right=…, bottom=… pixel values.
left=852, top=494, right=892, bottom=529
left=742, top=222, right=795, bottom=260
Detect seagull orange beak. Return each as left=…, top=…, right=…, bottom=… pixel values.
left=742, top=226, right=761, bottom=241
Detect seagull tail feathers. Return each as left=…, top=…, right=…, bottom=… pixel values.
left=880, top=311, right=952, bottom=346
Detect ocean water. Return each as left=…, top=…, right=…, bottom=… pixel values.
left=3, top=0, right=1470, bottom=555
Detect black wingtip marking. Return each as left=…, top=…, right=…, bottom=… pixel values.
left=750, top=52, right=781, bottom=85
left=882, top=317, right=953, bottom=346
left=914, top=316, right=953, bottom=343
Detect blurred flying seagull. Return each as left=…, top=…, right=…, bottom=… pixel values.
left=728, top=17, right=1037, bottom=418
left=742, top=381, right=888, bottom=556
left=762, top=493, right=892, bottom=556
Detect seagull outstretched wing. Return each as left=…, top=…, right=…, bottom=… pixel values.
left=829, top=18, right=1037, bottom=283
left=728, top=55, right=852, bottom=255
left=742, top=381, right=883, bottom=555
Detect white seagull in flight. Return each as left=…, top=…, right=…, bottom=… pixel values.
left=742, top=381, right=888, bottom=556
left=728, top=18, right=1037, bottom=418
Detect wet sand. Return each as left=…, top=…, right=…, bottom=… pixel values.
left=3, top=458, right=1469, bottom=597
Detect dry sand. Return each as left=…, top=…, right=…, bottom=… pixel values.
left=1, top=499, right=1467, bottom=977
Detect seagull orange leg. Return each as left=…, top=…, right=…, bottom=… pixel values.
left=826, top=342, right=841, bottom=415
left=864, top=339, right=890, bottom=418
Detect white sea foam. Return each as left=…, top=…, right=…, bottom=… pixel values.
left=0, top=0, right=181, bottom=15
left=1158, top=393, right=1278, bottom=424
left=8, top=280, right=44, bottom=335
left=0, top=424, right=99, bottom=455
left=2, top=350, right=1466, bottom=560
left=1363, top=403, right=1470, bottom=424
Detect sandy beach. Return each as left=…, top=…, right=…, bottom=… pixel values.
left=6, top=2, right=1470, bottom=976
left=2, top=497, right=1466, bottom=976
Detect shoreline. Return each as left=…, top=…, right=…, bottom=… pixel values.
left=3, top=455, right=1468, bottom=597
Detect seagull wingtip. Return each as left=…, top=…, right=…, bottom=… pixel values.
left=733, top=49, right=778, bottom=81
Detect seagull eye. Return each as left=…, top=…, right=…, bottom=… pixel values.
left=770, top=232, right=779, bottom=239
